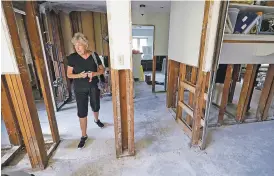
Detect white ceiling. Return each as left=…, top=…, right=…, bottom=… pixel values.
left=44, top=1, right=170, bottom=13
left=132, top=1, right=171, bottom=13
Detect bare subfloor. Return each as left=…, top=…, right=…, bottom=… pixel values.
left=2, top=82, right=274, bottom=176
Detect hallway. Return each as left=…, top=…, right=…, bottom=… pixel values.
left=2, top=83, right=274, bottom=176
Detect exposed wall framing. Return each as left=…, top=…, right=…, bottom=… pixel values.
left=236, top=64, right=258, bottom=122
left=166, top=59, right=180, bottom=108
left=25, top=1, right=60, bottom=143
left=2, top=1, right=48, bottom=168
left=1, top=77, right=22, bottom=146
left=107, top=0, right=134, bottom=157
left=69, top=11, right=109, bottom=56
left=2, top=1, right=60, bottom=169
left=218, top=64, right=233, bottom=125
left=167, top=1, right=223, bottom=148
left=257, top=64, right=274, bottom=121
left=215, top=64, right=274, bottom=125
left=174, top=63, right=209, bottom=146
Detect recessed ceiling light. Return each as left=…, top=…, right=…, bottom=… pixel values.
left=160, top=7, right=164, bottom=8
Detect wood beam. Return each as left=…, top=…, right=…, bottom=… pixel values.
left=228, top=64, right=241, bottom=103
left=166, top=60, right=180, bottom=108
left=2, top=1, right=47, bottom=169
left=186, top=67, right=197, bottom=125
left=1, top=76, right=22, bottom=146
left=25, top=1, right=60, bottom=143
left=256, top=64, right=274, bottom=121
left=176, top=64, right=186, bottom=120
left=110, top=69, right=122, bottom=156
left=203, top=72, right=210, bottom=110
left=262, top=80, right=274, bottom=121
left=191, top=1, right=211, bottom=145
left=236, top=64, right=258, bottom=122
left=218, top=64, right=234, bottom=125
left=110, top=69, right=134, bottom=157
left=246, top=65, right=260, bottom=111
left=152, top=56, right=156, bottom=92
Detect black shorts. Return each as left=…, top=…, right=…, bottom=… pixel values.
left=75, top=87, right=100, bottom=118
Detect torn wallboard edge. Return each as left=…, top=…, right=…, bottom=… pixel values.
left=202, top=0, right=221, bottom=72
left=1, top=6, right=19, bottom=74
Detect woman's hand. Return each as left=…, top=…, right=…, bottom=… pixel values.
left=88, top=72, right=95, bottom=82
left=78, top=71, right=88, bottom=78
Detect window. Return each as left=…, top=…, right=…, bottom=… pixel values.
left=132, top=37, right=148, bottom=53
left=133, top=38, right=139, bottom=50
left=139, top=38, right=147, bottom=52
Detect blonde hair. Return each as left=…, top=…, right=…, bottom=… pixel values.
left=71, top=32, right=89, bottom=47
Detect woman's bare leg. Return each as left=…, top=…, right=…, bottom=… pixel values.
left=79, top=117, right=87, bottom=136
left=93, top=112, right=99, bottom=122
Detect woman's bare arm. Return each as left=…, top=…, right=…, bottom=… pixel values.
left=67, top=66, right=87, bottom=79
left=94, top=65, right=105, bottom=76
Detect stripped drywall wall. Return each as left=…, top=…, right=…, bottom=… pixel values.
left=100, top=13, right=109, bottom=57
left=65, top=11, right=109, bottom=56
left=93, top=12, right=103, bottom=56
left=81, top=11, right=96, bottom=51
left=59, top=12, right=74, bottom=56
left=168, top=1, right=205, bottom=66
left=132, top=11, right=170, bottom=56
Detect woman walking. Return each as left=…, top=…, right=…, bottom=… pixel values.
left=67, top=32, right=104, bottom=149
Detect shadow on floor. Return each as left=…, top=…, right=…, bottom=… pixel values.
left=57, top=106, right=77, bottom=112
left=63, top=139, right=94, bottom=149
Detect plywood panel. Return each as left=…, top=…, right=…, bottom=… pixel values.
left=93, top=12, right=103, bottom=55
left=168, top=1, right=205, bottom=67
left=81, top=11, right=96, bottom=52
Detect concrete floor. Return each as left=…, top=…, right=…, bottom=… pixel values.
left=2, top=82, right=274, bottom=176
left=144, top=71, right=166, bottom=92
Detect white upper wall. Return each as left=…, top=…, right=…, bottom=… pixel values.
left=132, top=11, right=170, bottom=56
left=168, top=1, right=205, bottom=67
left=132, top=29, right=153, bottom=37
